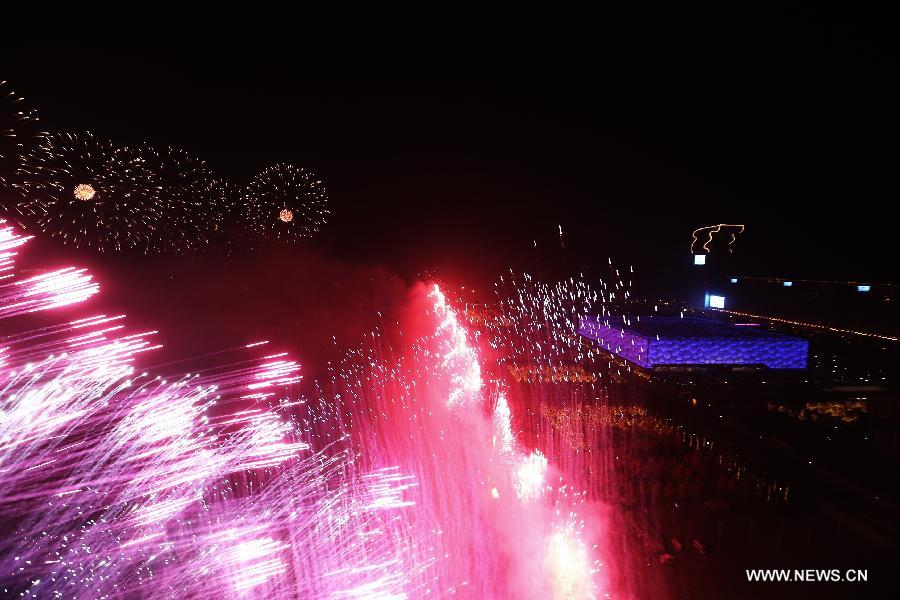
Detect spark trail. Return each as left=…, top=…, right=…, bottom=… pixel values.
left=0, top=219, right=606, bottom=598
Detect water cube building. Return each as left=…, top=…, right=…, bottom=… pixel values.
left=578, top=316, right=808, bottom=370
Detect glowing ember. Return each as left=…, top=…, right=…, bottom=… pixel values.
left=279, top=208, right=294, bottom=222
left=515, top=449, right=548, bottom=501
left=547, top=525, right=596, bottom=600
left=73, top=183, right=96, bottom=201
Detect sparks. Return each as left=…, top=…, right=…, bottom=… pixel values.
left=72, top=183, right=96, bottom=201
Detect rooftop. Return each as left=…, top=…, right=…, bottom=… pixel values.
left=602, top=317, right=805, bottom=342
left=578, top=317, right=808, bottom=370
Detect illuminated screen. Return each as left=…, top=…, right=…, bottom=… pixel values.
left=730, top=278, right=738, bottom=283
left=708, top=295, right=725, bottom=309
left=694, top=255, right=706, bottom=265
left=858, top=285, right=871, bottom=292
left=783, top=281, right=793, bottom=287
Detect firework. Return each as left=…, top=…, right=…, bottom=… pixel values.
left=0, top=81, right=45, bottom=182
left=137, top=142, right=229, bottom=253
left=72, top=183, right=96, bottom=201
left=0, top=224, right=434, bottom=598
left=487, top=272, right=603, bottom=369
left=0, top=218, right=610, bottom=598
left=241, top=163, right=328, bottom=243
left=0, top=220, right=367, bottom=597
left=0, top=81, right=46, bottom=223
left=14, top=132, right=164, bottom=252
left=326, top=283, right=604, bottom=597
left=690, top=223, right=745, bottom=254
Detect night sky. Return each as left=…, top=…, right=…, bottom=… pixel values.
left=3, top=9, right=898, bottom=294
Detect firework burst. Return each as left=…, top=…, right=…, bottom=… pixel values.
left=14, top=132, right=164, bottom=252
left=137, top=142, right=229, bottom=254
left=0, top=81, right=46, bottom=220
left=241, top=163, right=328, bottom=243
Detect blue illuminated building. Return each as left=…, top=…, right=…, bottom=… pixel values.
left=578, top=317, right=808, bottom=370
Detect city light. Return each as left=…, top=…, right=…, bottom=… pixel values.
left=715, top=308, right=899, bottom=341
left=703, top=292, right=726, bottom=309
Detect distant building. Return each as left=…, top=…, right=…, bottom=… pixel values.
left=708, top=277, right=900, bottom=340
left=578, top=316, right=808, bottom=370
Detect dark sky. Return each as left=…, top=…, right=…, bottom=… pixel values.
left=3, top=8, right=899, bottom=294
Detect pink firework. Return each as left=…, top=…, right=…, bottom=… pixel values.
left=0, top=221, right=608, bottom=598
